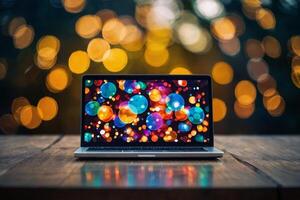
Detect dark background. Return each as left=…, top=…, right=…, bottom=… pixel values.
left=0, top=0, right=300, bottom=135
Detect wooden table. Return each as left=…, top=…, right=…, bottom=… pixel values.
left=0, top=135, right=299, bottom=200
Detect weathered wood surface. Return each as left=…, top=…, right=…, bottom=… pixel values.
left=0, top=135, right=299, bottom=200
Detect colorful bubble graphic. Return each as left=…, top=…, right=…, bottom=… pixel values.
left=97, top=105, right=114, bottom=122
left=84, top=132, right=92, bottom=142
left=149, top=89, right=161, bottom=102
left=124, top=80, right=138, bottom=94
left=178, top=122, right=191, bottom=132
left=100, top=82, right=116, bottom=98
left=146, top=113, right=163, bottom=130
left=175, top=108, right=188, bottom=121
left=195, top=134, right=204, bottom=142
left=129, top=95, right=148, bottom=114
left=85, top=79, right=93, bottom=87
left=138, top=81, right=147, bottom=90
left=188, top=106, right=205, bottom=124
left=85, top=101, right=100, bottom=116
left=166, top=93, right=184, bottom=111
left=118, top=102, right=137, bottom=124
left=114, top=116, right=126, bottom=128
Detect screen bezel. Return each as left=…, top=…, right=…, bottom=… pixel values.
left=81, top=74, right=214, bottom=147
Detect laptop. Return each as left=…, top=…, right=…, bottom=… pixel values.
left=74, top=75, right=224, bottom=158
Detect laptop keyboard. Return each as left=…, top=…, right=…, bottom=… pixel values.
left=87, top=146, right=207, bottom=152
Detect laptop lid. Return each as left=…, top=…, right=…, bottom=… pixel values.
left=81, top=75, right=214, bottom=147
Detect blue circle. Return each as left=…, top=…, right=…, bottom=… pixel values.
left=114, top=117, right=126, bottom=128
left=146, top=113, right=163, bottom=130
left=128, top=95, right=148, bottom=114
left=188, top=106, right=205, bottom=124
left=85, top=101, right=100, bottom=116
left=178, top=122, right=191, bottom=132
left=124, top=81, right=135, bottom=94
left=166, top=93, right=184, bottom=111
left=100, top=82, right=116, bottom=98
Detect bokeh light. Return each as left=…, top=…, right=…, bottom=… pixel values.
left=13, top=24, right=34, bottom=49
left=102, top=18, right=127, bottom=45
left=75, top=15, right=102, bottom=39
left=37, top=96, right=58, bottom=121
left=213, top=98, right=227, bottom=122
left=256, top=8, right=276, bottom=30
left=68, top=50, right=90, bottom=74
left=262, top=36, right=281, bottom=58
left=0, top=60, right=7, bottom=80
left=290, top=36, right=300, bottom=56
left=46, top=66, right=70, bottom=93
left=20, top=105, right=42, bottom=129
left=144, top=47, right=169, bottom=67
left=235, top=80, right=257, bottom=106
left=62, top=0, right=86, bottom=13
left=211, top=17, right=236, bottom=41
left=212, top=61, right=233, bottom=85
left=247, top=58, right=269, bottom=81
left=245, top=39, right=264, bottom=59
left=169, top=67, right=192, bottom=74
left=234, top=100, right=255, bottom=119
left=193, top=0, right=224, bottom=20
left=11, top=96, right=30, bottom=123
left=87, top=38, right=110, bottom=62
left=103, top=48, right=128, bottom=72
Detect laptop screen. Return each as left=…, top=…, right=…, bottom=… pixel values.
left=81, top=75, right=213, bottom=147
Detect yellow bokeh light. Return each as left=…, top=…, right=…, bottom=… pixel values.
left=169, top=67, right=192, bottom=75
left=263, top=95, right=285, bottom=117
left=13, top=24, right=34, bottom=49
left=234, top=101, right=255, bottom=119
left=68, top=50, right=90, bottom=74
left=11, top=96, right=30, bottom=123
left=87, top=38, right=110, bottom=62
left=235, top=80, right=257, bottom=106
left=37, top=96, right=58, bottom=121
left=36, top=35, right=60, bottom=70
left=245, top=39, right=264, bottom=59
left=144, top=48, right=169, bottom=67
left=213, top=98, right=227, bottom=122
left=75, top=15, right=102, bottom=39
left=291, top=66, right=300, bottom=88
left=102, top=48, right=128, bottom=72
left=212, top=61, right=233, bottom=85
left=211, top=17, right=236, bottom=41
left=262, top=36, right=281, bottom=58
left=257, top=74, right=277, bottom=96
left=120, top=25, right=144, bottom=52
left=20, top=105, right=42, bottom=129
left=46, top=67, right=70, bottom=93
left=63, top=0, right=86, bottom=13
left=290, top=36, right=300, bottom=56
left=102, top=18, right=127, bottom=44
left=256, top=8, right=276, bottom=30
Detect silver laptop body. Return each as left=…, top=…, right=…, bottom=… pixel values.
left=75, top=75, right=224, bottom=158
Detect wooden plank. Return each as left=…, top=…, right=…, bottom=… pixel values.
left=0, top=136, right=277, bottom=200
left=215, top=135, right=300, bottom=200
left=0, top=135, right=59, bottom=175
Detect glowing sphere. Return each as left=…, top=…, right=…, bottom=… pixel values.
left=175, top=109, right=188, bottom=121
left=75, top=15, right=102, bottom=39
left=169, top=67, right=192, bottom=75
left=20, top=105, right=42, bottom=129
left=178, top=122, right=191, bottom=133
left=103, top=48, right=128, bottom=72
left=37, top=96, right=58, bottom=121
left=195, top=134, right=204, bottom=142
left=98, top=105, right=114, bottom=122
left=146, top=113, right=163, bottom=130
left=85, top=79, right=93, bottom=87
left=85, top=101, right=100, bottom=116
left=188, top=106, right=205, bottom=124
left=118, top=103, right=137, bottom=124
left=84, top=132, right=92, bottom=143
left=100, top=82, right=116, bottom=98
left=114, top=116, right=126, bottom=128
left=149, top=89, right=161, bottom=102
left=189, top=96, right=196, bottom=104
left=68, top=50, right=90, bottom=74
left=129, top=95, right=148, bottom=114
left=166, top=93, right=184, bottom=111
left=87, top=38, right=110, bottom=62
left=124, top=80, right=136, bottom=94
left=46, top=67, right=69, bottom=93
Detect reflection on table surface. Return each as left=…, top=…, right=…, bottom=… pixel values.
left=80, top=161, right=220, bottom=188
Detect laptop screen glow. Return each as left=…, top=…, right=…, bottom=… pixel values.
left=82, top=78, right=212, bottom=145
